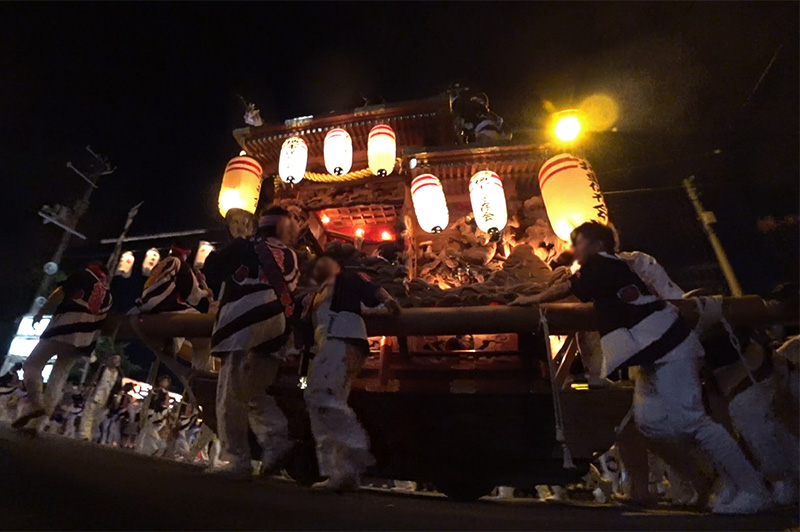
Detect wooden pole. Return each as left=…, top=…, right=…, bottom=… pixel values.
left=106, top=296, right=795, bottom=341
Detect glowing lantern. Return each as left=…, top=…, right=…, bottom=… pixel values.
left=538, top=154, right=609, bottom=241
left=469, top=170, right=507, bottom=240
left=354, top=227, right=365, bottom=238
left=116, top=251, right=135, bottom=279
left=142, top=248, right=161, bottom=277
left=194, top=241, right=215, bottom=269
left=410, top=174, right=449, bottom=233
left=367, top=125, right=396, bottom=177
left=381, top=231, right=393, bottom=241
left=279, top=137, right=308, bottom=184
left=324, top=128, right=352, bottom=175
left=218, top=156, right=262, bottom=217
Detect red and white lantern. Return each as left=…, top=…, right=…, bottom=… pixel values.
left=538, top=154, right=608, bottom=241
left=410, top=174, right=449, bottom=233
left=469, top=170, right=507, bottom=239
left=324, top=128, right=352, bottom=176
left=194, top=241, right=215, bottom=269
left=218, top=156, right=262, bottom=217
left=142, top=248, right=161, bottom=277
left=367, top=124, right=396, bottom=177
left=279, top=137, right=308, bottom=184
left=116, top=251, right=135, bottom=279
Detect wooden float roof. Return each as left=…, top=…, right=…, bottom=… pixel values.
left=235, top=96, right=456, bottom=175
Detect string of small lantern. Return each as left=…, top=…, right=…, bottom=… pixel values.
left=218, top=122, right=609, bottom=244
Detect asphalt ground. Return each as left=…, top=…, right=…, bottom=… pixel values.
left=0, top=424, right=797, bottom=531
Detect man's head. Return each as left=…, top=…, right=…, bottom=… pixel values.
left=157, top=376, right=172, bottom=390
left=257, top=205, right=294, bottom=243
left=312, top=256, right=341, bottom=285
left=570, top=221, right=618, bottom=265
left=108, top=354, right=122, bottom=368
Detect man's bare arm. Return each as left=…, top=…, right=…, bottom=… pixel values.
left=509, top=281, right=572, bottom=306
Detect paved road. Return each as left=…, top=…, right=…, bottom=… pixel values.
left=0, top=424, right=796, bottom=531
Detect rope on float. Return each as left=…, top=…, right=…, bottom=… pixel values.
left=540, top=307, right=576, bottom=469
left=271, top=158, right=403, bottom=187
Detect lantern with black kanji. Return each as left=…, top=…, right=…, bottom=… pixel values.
left=367, top=125, right=396, bottom=177
left=279, top=137, right=308, bottom=184
left=538, top=154, right=608, bottom=241
left=142, top=248, right=161, bottom=277
left=410, top=174, right=449, bottom=233
left=218, top=156, right=262, bottom=217
left=469, top=170, right=507, bottom=240
left=324, top=128, right=352, bottom=176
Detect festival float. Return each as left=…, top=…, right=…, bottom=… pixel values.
left=104, top=91, right=791, bottom=500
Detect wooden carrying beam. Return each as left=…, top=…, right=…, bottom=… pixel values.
left=107, top=296, right=794, bottom=341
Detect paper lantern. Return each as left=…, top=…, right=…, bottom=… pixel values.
left=324, top=128, right=352, bottom=176
left=194, top=241, right=215, bottom=269
left=469, top=170, right=507, bottom=239
left=279, top=137, right=308, bottom=184
left=218, top=156, right=262, bottom=217
left=538, top=154, right=608, bottom=241
left=142, top=248, right=161, bottom=277
left=367, top=125, right=396, bottom=177
left=410, top=174, right=449, bottom=233
left=116, top=251, right=134, bottom=279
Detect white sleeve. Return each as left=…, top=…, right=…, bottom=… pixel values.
left=619, top=251, right=684, bottom=299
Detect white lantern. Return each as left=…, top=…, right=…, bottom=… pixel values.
left=142, top=248, right=161, bottom=277
left=410, top=174, right=449, bottom=233
left=116, top=251, right=135, bottom=279
left=194, top=241, right=215, bottom=269
left=367, top=125, right=396, bottom=177
left=324, top=128, right=352, bottom=176
left=538, top=154, right=608, bottom=241
left=469, top=170, right=508, bottom=239
left=279, top=137, right=308, bottom=184
left=218, top=156, right=262, bottom=217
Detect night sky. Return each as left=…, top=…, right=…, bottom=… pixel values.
left=1, top=2, right=798, bottom=353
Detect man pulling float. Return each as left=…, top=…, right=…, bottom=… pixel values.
left=203, top=206, right=299, bottom=479
left=511, top=221, right=774, bottom=514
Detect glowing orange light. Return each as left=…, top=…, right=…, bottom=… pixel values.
left=381, top=231, right=393, bottom=241
left=355, top=227, right=366, bottom=238
left=320, top=214, right=331, bottom=225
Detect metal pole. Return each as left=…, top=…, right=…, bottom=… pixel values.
left=682, top=177, right=744, bottom=296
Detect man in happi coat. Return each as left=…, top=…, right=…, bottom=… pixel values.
left=301, top=256, right=400, bottom=491
left=15, top=263, right=113, bottom=429
left=511, top=222, right=772, bottom=515
left=132, top=244, right=213, bottom=373
left=203, top=206, right=299, bottom=479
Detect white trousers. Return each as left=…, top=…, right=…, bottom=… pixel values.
left=215, top=350, right=290, bottom=468
left=305, top=338, right=372, bottom=479
left=22, top=339, right=83, bottom=415
left=729, top=377, right=799, bottom=482
left=634, top=357, right=766, bottom=495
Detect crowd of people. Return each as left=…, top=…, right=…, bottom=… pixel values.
left=2, top=206, right=797, bottom=514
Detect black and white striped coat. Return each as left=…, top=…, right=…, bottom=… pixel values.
left=206, top=236, right=298, bottom=356
left=40, top=269, right=113, bottom=351
left=134, top=256, right=208, bottom=314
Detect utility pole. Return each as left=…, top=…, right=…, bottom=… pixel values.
left=30, top=146, right=115, bottom=314
left=682, top=176, right=744, bottom=297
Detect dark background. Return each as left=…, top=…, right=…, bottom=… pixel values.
left=1, top=2, right=797, bottom=362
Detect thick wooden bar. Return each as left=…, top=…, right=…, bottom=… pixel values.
left=107, top=296, right=794, bottom=341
